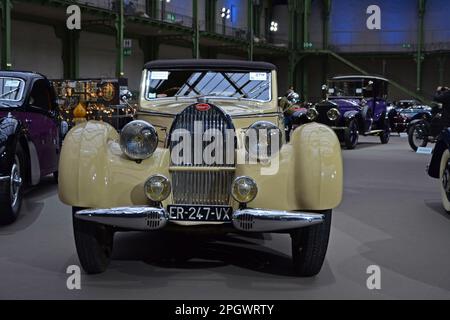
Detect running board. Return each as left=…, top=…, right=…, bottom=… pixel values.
left=363, top=130, right=384, bottom=136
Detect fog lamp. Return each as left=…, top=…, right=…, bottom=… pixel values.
left=144, top=174, right=171, bottom=202
left=231, top=176, right=258, bottom=204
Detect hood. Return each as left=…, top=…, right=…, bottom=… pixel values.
left=140, top=99, right=276, bottom=117
left=320, top=98, right=361, bottom=113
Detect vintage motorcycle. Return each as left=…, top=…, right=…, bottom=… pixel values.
left=407, top=103, right=443, bottom=151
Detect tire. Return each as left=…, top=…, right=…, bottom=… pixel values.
left=291, top=210, right=332, bottom=277
left=380, top=119, right=390, bottom=144
left=344, top=119, right=359, bottom=150
left=0, top=144, right=25, bottom=225
left=408, top=123, right=428, bottom=151
left=72, top=207, right=114, bottom=274
left=439, top=150, right=450, bottom=214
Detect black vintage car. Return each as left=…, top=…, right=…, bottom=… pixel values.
left=428, top=128, right=450, bottom=213
left=0, top=71, right=66, bottom=225
left=293, top=76, right=390, bottom=149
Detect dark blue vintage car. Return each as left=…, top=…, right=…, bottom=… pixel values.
left=294, top=75, right=390, bottom=149
left=0, top=71, right=66, bottom=225
left=388, top=100, right=432, bottom=134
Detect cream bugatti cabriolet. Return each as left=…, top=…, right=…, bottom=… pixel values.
left=59, top=59, right=343, bottom=276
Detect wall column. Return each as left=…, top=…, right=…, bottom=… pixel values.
left=1, top=0, right=12, bottom=70
left=55, top=26, right=80, bottom=79
left=115, top=0, right=124, bottom=77
left=140, top=36, right=159, bottom=63
left=192, top=0, right=200, bottom=58
left=416, top=0, right=426, bottom=93
left=247, top=0, right=254, bottom=61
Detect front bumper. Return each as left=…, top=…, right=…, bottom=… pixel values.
left=75, top=206, right=325, bottom=233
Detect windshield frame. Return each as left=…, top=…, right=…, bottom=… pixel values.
left=327, top=79, right=370, bottom=99
left=143, top=69, right=273, bottom=103
left=0, top=77, right=26, bottom=103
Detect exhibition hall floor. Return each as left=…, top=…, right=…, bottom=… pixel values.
left=1, top=136, right=449, bottom=299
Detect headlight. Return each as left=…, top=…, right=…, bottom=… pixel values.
left=144, top=174, right=171, bottom=202
left=245, top=121, right=282, bottom=160
left=231, top=176, right=258, bottom=204
left=327, top=108, right=340, bottom=121
left=306, top=108, right=318, bottom=121
left=120, top=120, right=158, bottom=160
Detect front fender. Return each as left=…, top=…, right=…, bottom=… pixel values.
left=236, top=122, right=343, bottom=211
left=58, top=121, right=171, bottom=208
left=407, top=118, right=428, bottom=131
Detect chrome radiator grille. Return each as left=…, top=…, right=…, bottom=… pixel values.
left=169, top=103, right=235, bottom=205
left=171, top=170, right=234, bottom=205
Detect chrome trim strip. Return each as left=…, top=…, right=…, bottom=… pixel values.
left=27, top=140, right=41, bottom=186
left=74, top=207, right=168, bottom=231
left=233, top=209, right=324, bottom=232
left=0, top=176, right=10, bottom=182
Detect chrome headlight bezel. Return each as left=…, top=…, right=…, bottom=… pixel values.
left=120, top=120, right=158, bottom=160
left=231, top=176, right=258, bottom=204
left=144, top=174, right=171, bottom=202
left=327, top=108, right=341, bottom=121
left=306, top=108, right=318, bottom=121
left=244, top=121, right=282, bottom=160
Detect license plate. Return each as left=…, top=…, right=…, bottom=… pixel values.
left=167, top=205, right=233, bottom=222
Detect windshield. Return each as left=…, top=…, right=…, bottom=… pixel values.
left=0, top=77, right=25, bottom=102
left=327, top=80, right=371, bottom=99
left=145, top=70, right=272, bottom=102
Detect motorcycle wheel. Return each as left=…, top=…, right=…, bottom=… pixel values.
left=408, top=123, right=428, bottom=151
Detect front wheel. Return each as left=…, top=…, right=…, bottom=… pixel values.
left=439, top=150, right=450, bottom=214
left=344, top=119, right=359, bottom=149
left=0, top=145, right=24, bottom=225
left=291, top=210, right=332, bottom=277
left=408, top=123, right=428, bottom=151
left=72, top=207, right=114, bottom=274
left=380, top=121, right=390, bottom=144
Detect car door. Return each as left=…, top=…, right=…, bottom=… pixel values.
left=25, top=79, right=59, bottom=177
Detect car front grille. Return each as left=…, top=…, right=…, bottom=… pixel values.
left=169, top=103, right=235, bottom=205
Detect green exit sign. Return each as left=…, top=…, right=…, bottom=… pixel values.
left=124, top=48, right=132, bottom=56
left=167, top=13, right=176, bottom=22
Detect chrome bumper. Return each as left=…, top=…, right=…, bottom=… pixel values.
left=74, top=207, right=324, bottom=232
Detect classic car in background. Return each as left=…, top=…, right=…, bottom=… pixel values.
left=59, top=59, right=343, bottom=276
left=388, top=99, right=432, bottom=134
left=293, top=75, right=391, bottom=149
left=427, top=128, right=450, bottom=213
left=0, top=71, right=66, bottom=225
left=407, top=103, right=443, bottom=151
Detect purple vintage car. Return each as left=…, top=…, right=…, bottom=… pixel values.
left=293, top=75, right=391, bottom=149
left=0, top=71, right=66, bottom=224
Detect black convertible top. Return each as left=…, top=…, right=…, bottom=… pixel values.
left=0, top=70, right=47, bottom=81
left=144, top=59, right=276, bottom=71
